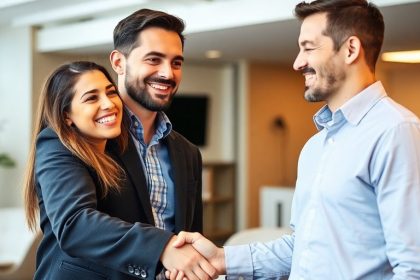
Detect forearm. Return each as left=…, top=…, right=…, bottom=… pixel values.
left=224, top=235, right=293, bottom=278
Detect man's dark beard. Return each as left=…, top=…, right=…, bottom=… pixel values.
left=302, top=67, right=339, bottom=103
left=304, top=87, right=326, bottom=102
left=125, top=77, right=175, bottom=111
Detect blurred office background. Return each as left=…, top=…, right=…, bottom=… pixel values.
left=1, top=0, right=420, bottom=258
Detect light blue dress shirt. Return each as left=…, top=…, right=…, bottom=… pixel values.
left=225, top=81, right=420, bottom=279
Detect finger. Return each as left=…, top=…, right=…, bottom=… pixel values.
left=172, top=231, right=191, bottom=247
left=183, top=268, right=199, bottom=280
left=165, top=269, right=175, bottom=280
left=172, top=235, right=186, bottom=248
left=176, top=270, right=185, bottom=280
left=199, top=259, right=217, bottom=279
left=173, top=232, right=199, bottom=247
left=193, top=267, right=211, bottom=280
left=171, top=269, right=179, bottom=280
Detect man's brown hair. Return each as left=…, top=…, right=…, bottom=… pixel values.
left=295, top=0, right=384, bottom=72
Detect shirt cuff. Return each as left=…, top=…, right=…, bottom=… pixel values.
left=224, top=244, right=254, bottom=279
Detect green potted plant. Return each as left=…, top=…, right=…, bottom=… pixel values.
left=0, top=120, right=15, bottom=168
left=0, top=153, right=15, bottom=168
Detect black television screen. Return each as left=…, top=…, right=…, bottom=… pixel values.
left=165, top=95, right=209, bottom=146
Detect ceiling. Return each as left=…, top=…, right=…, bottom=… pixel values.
left=1, top=0, right=420, bottom=64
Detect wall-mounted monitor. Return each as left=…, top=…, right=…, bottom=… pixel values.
left=165, top=95, right=209, bottom=146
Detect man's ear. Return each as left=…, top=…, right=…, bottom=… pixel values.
left=343, top=36, right=362, bottom=65
left=110, top=50, right=126, bottom=75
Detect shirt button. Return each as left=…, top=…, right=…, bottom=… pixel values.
left=328, top=137, right=334, bottom=144
left=128, top=265, right=134, bottom=274
left=152, top=175, right=158, bottom=181
left=134, top=268, right=140, bottom=276
left=238, top=277, right=244, bottom=280
left=140, top=269, right=147, bottom=278
left=134, top=122, right=139, bottom=127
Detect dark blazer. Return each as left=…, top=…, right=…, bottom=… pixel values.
left=34, top=127, right=203, bottom=280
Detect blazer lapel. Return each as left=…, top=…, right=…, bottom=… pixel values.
left=166, top=133, right=188, bottom=232
left=113, top=138, right=155, bottom=225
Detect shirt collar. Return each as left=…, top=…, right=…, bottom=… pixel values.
left=313, top=81, right=387, bottom=131
left=125, top=107, right=172, bottom=142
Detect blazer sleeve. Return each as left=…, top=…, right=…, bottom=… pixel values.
left=35, top=128, right=173, bottom=278
left=190, top=146, right=203, bottom=233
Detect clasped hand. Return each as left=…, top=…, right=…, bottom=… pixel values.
left=161, top=231, right=226, bottom=280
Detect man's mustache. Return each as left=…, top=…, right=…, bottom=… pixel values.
left=302, top=67, right=316, bottom=75
left=145, top=77, right=176, bottom=87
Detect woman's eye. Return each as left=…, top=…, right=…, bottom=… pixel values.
left=84, top=95, right=97, bottom=102
left=107, top=90, right=118, bottom=96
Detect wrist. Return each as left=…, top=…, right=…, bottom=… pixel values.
left=160, top=235, right=176, bottom=263
left=214, top=247, right=226, bottom=274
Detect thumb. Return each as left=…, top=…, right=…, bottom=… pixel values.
left=172, top=231, right=200, bottom=248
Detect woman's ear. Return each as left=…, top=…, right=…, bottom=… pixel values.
left=65, top=113, right=73, bottom=127
left=343, top=36, right=362, bottom=65
left=110, top=50, right=126, bottom=75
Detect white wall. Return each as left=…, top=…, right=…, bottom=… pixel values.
left=0, top=26, right=32, bottom=207
left=179, top=63, right=235, bottom=163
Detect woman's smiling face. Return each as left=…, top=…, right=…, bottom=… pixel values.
left=66, top=70, right=123, bottom=151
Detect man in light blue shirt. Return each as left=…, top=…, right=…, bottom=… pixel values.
left=167, top=0, right=420, bottom=279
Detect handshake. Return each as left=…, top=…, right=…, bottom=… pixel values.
left=161, top=231, right=226, bottom=280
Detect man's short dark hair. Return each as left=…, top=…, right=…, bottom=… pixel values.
left=113, top=8, right=185, bottom=56
left=294, top=0, right=384, bottom=72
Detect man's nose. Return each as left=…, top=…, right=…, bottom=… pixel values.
left=293, top=51, right=307, bottom=71
left=157, top=62, right=174, bottom=79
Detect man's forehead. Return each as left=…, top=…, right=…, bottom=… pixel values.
left=298, top=13, right=327, bottom=44
left=132, top=28, right=183, bottom=55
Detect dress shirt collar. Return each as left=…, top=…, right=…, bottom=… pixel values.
left=313, top=81, right=387, bottom=131
left=125, top=107, right=172, bottom=143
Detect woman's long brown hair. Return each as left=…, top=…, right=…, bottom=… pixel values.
left=23, top=61, right=128, bottom=231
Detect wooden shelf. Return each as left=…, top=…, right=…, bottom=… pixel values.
left=203, top=196, right=233, bottom=204
left=202, top=163, right=235, bottom=245
left=206, top=229, right=234, bottom=241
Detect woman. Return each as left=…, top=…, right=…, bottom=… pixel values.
left=23, top=61, right=155, bottom=279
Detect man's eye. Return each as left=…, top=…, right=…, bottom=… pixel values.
left=146, top=57, right=160, bottom=64
left=173, top=60, right=183, bottom=69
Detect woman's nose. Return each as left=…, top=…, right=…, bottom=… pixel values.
left=100, top=96, right=115, bottom=110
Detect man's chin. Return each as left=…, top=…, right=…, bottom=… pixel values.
left=154, top=93, right=170, bottom=100
left=304, top=89, right=325, bottom=103
left=144, top=100, right=172, bottom=112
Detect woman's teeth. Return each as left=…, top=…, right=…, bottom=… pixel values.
left=97, top=114, right=116, bottom=124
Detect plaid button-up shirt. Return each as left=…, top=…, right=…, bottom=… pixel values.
left=128, top=110, right=173, bottom=230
